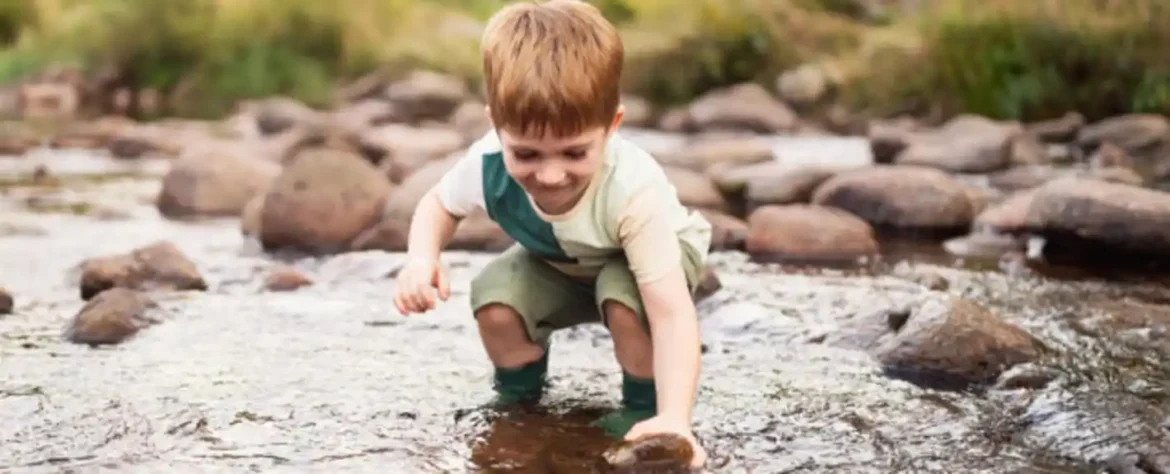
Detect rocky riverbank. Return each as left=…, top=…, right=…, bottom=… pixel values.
left=1, top=70, right=1169, bottom=472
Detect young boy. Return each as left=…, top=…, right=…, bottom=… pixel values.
left=391, top=0, right=711, bottom=468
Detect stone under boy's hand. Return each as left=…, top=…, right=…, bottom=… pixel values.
left=623, top=414, right=707, bottom=470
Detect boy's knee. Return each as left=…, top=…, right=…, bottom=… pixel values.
left=601, top=299, right=647, bottom=336
left=475, top=303, right=525, bottom=330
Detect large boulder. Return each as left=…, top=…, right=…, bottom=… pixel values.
left=811, top=165, right=976, bottom=235
left=824, top=295, right=1041, bottom=390
left=155, top=144, right=281, bottom=218
left=744, top=204, right=878, bottom=264
left=78, top=241, right=207, bottom=300
left=1023, top=178, right=1170, bottom=263
left=894, top=114, right=1021, bottom=173
left=259, top=148, right=392, bottom=253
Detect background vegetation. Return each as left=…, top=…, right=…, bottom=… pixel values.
left=1, top=0, right=1167, bottom=121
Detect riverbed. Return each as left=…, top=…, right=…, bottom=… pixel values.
left=1, top=149, right=1168, bottom=473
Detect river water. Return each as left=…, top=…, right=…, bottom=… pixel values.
left=1, top=149, right=1168, bottom=473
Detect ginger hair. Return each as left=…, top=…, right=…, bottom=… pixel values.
left=480, top=0, right=624, bottom=138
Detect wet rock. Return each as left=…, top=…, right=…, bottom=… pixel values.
left=0, top=124, right=42, bottom=156
left=745, top=204, right=878, bottom=264
left=744, top=165, right=839, bottom=207
left=811, top=165, right=976, bottom=235
left=602, top=433, right=693, bottom=474
left=1024, top=178, right=1170, bottom=262
left=78, top=240, right=208, bottom=300
left=1026, top=111, right=1085, bottom=143
left=1019, top=389, right=1170, bottom=470
left=236, top=96, right=326, bottom=135
left=1076, top=114, right=1169, bottom=153
left=894, top=115, right=1020, bottom=173
left=663, top=166, right=728, bottom=213
left=698, top=210, right=747, bottom=251
left=19, top=82, right=80, bottom=119
left=384, top=70, right=469, bottom=123
left=328, top=99, right=397, bottom=135
left=259, top=148, right=392, bottom=254
left=448, top=100, right=492, bottom=143
left=63, top=288, right=159, bottom=345
left=156, top=145, right=282, bottom=219
left=655, top=134, right=774, bottom=171
left=240, top=194, right=264, bottom=237
left=825, top=295, right=1041, bottom=389
left=993, top=363, right=1060, bottom=391
left=1009, top=132, right=1051, bottom=166
left=265, top=265, right=313, bottom=292
left=1106, top=451, right=1170, bottom=474
left=686, top=82, right=798, bottom=134
left=1090, top=142, right=1135, bottom=170
left=867, top=116, right=920, bottom=164
left=988, top=165, right=1066, bottom=192
left=943, top=231, right=1027, bottom=260
left=358, top=123, right=466, bottom=166
left=0, top=287, right=12, bottom=315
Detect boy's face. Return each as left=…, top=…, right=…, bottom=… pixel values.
left=494, top=108, right=623, bottom=214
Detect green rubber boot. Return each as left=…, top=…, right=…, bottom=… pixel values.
left=591, top=373, right=657, bottom=438
left=485, top=350, right=549, bottom=410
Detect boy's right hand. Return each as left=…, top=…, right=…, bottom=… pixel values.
left=393, top=256, right=451, bottom=315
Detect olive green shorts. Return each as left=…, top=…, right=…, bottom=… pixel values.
left=469, top=242, right=706, bottom=348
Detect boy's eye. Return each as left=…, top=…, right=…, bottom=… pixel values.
left=514, top=150, right=540, bottom=161
left=564, top=150, right=587, bottom=160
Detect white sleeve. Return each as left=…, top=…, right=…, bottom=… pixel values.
left=434, top=136, right=488, bottom=217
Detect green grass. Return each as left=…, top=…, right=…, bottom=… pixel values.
left=1, top=0, right=1167, bottom=122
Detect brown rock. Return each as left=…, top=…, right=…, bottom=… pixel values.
left=603, top=433, right=693, bottom=473
left=384, top=70, right=469, bottom=123
left=692, top=268, right=722, bottom=303
left=1025, top=111, right=1085, bottom=143
left=448, top=100, right=492, bottom=143
left=745, top=204, right=878, bottom=263
left=1024, top=178, right=1170, bottom=260
left=0, top=287, right=12, bottom=315
left=824, top=295, right=1041, bottom=388
left=240, top=194, right=265, bottom=237
left=866, top=116, right=921, bottom=164
left=699, top=210, right=747, bottom=251
left=63, top=288, right=159, bottom=346
left=78, top=241, right=207, bottom=300
left=664, top=166, right=728, bottom=213
left=19, top=82, right=80, bottom=119
left=686, top=83, right=798, bottom=134
left=973, top=190, right=1037, bottom=233
left=745, top=165, right=838, bottom=207
left=265, top=265, right=313, bottom=292
left=811, top=165, right=975, bottom=234
left=988, top=165, right=1065, bottom=192
left=1088, top=141, right=1134, bottom=169
left=657, top=106, right=694, bottom=133
left=382, top=158, right=458, bottom=221
left=1076, top=114, right=1169, bottom=152
left=236, top=96, right=326, bottom=135
left=655, top=135, right=775, bottom=171
left=259, top=148, right=392, bottom=253
left=776, top=63, right=830, bottom=107
left=894, top=115, right=1020, bottom=173
left=1009, top=132, right=1051, bottom=166
left=156, top=145, right=282, bottom=219
left=358, top=123, right=466, bottom=167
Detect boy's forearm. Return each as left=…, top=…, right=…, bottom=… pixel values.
left=643, top=280, right=702, bottom=423
left=407, top=188, right=461, bottom=261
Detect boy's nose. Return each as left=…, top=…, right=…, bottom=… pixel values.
left=535, top=167, right=567, bottom=186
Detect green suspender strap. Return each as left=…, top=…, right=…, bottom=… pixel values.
left=480, top=151, right=577, bottom=263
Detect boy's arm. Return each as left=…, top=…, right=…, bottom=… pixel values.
left=616, top=188, right=701, bottom=426
left=410, top=147, right=488, bottom=261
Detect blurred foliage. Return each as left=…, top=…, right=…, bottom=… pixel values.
left=0, top=0, right=1166, bottom=121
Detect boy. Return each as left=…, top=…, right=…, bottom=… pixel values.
left=392, top=0, right=710, bottom=468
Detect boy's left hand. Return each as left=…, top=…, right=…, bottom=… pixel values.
left=624, top=415, right=707, bottom=469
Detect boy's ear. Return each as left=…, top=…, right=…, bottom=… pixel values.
left=609, top=104, right=625, bottom=133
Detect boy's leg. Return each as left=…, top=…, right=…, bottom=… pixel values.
left=589, top=241, right=706, bottom=437
left=470, top=244, right=596, bottom=407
